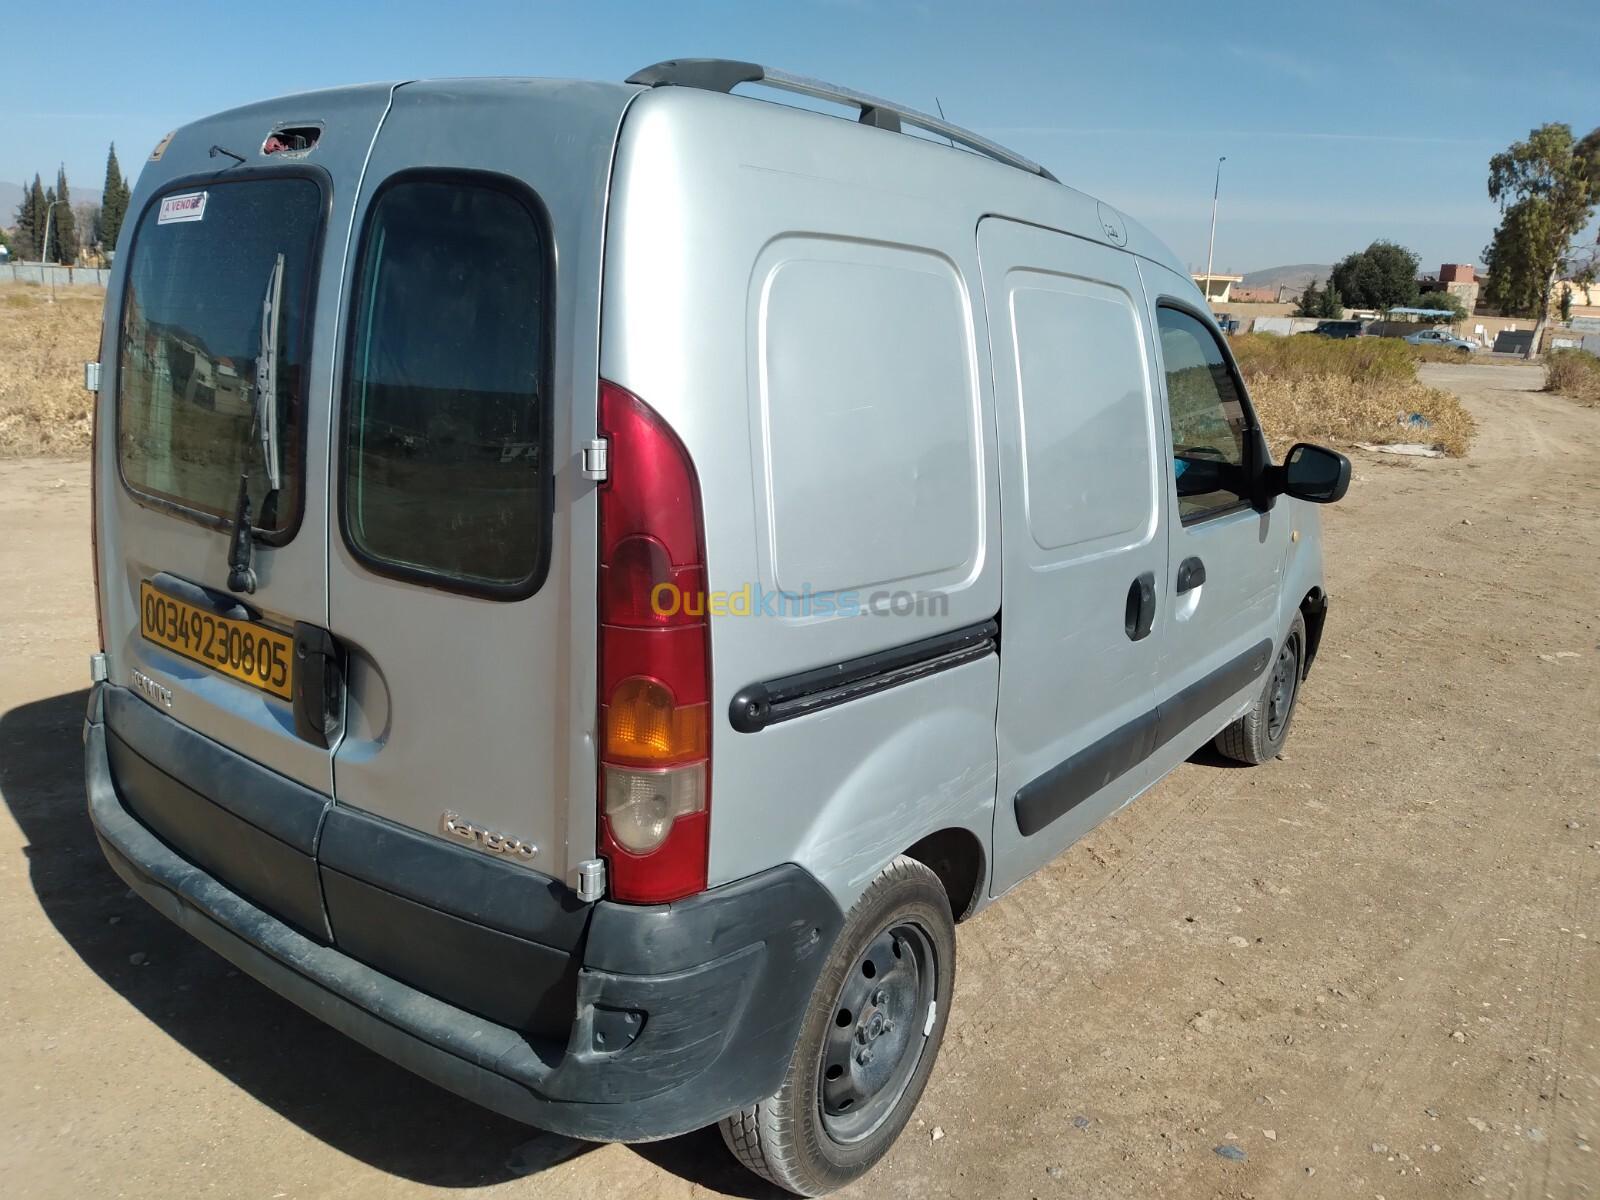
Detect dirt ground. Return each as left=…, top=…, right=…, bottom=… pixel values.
left=1, top=363, right=1596, bottom=1199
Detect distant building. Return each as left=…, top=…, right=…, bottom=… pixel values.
left=1416, top=262, right=1480, bottom=313
left=1192, top=272, right=1244, bottom=303
left=1229, top=285, right=1283, bottom=304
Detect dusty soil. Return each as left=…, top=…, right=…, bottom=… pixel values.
left=1, top=363, right=1596, bottom=1199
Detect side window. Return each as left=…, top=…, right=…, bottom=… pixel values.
left=342, top=175, right=550, bottom=596
left=1156, top=305, right=1252, bottom=522
left=1010, top=274, right=1154, bottom=552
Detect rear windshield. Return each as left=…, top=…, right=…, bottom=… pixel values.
left=341, top=175, right=550, bottom=596
left=117, top=176, right=323, bottom=535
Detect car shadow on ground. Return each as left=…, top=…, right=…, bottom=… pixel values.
left=0, top=689, right=776, bottom=1196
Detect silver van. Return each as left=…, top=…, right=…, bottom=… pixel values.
left=84, top=60, right=1348, bottom=1195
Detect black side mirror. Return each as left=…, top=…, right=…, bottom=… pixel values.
left=1276, top=442, right=1350, bottom=504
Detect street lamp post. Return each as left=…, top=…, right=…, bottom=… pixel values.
left=1203, top=156, right=1226, bottom=303
left=38, top=198, right=62, bottom=303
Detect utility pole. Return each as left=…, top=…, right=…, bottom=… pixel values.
left=1204, top=156, right=1226, bottom=303
left=40, top=199, right=59, bottom=304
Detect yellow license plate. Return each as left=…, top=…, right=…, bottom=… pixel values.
left=139, top=581, right=294, bottom=700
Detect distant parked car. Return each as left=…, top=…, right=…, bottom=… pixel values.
left=1404, top=328, right=1476, bottom=352
left=1305, top=319, right=1365, bottom=340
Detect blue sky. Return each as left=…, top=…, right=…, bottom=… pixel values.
left=6, top=0, right=1594, bottom=273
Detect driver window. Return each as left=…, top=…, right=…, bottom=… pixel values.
left=1156, top=306, right=1250, bottom=521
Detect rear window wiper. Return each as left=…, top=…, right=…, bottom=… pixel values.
left=227, top=253, right=286, bottom=594
left=255, top=253, right=285, bottom=495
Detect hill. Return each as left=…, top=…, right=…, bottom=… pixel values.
left=1239, top=263, right=1334, bottom=293
left=1, top=181, right=105, bottom=230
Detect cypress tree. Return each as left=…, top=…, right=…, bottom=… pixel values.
left=100, top=143, right=130, bottom=251
left=14, top=174, right=45, bottom=261
left=54, top=166, right=79, bottom=265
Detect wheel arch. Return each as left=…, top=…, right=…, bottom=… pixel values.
left=902, top=827, right=987, bottom=922
left=1299, top=586, right=1327, bottom=678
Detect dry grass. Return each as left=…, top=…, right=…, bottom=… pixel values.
left=1405, top=342, right=1478, bottom=365
left=0, top=284, right=103, bottom=456
left=1232, top=333, right=1475, bottom=457
left=1545, top=349, right=1600, bottom=407
left=1406, top=343, right=1529, bottom=367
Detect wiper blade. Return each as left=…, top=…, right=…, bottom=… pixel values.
left=255, top=252, right=285, bottom=494
left=228, top=254, right=286, bottom=595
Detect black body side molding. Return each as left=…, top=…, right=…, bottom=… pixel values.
left=1014, top=637, right=1274, bottom=837
left=729, top=618, right=999, bottom=733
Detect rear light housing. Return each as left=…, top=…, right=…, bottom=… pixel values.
left=597, top=381, right=711, bottom=903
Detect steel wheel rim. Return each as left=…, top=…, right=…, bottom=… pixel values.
left=1267, top=633, right=1299, bottom=741
left=817, top=920, right=937, bottom=1144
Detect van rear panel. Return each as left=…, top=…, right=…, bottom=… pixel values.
left=99, top=84, right=398, bottom=796
left=95, top=80, right=636, bottom=967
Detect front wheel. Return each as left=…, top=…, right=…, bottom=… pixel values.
left=719, top=856, right=956, bottom=1196
left=1215, top=611, right=1305, bottom=765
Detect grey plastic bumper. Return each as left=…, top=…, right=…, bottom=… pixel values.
left=84, top=686, right=842, bottom=1141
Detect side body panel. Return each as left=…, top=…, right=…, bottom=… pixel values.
left=976, top=219, right=1167, bottom=895
left=602, top=88, right=1005, bottom=908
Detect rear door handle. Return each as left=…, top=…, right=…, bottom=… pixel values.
left=292, top=623, right=344, bottom=749
left=1176, top=556, right=1207, bottom=594
left=1124, top=571, right=1156, bottom=641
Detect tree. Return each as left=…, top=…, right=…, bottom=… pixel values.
left=1416, top=290, right=1468, bottom=322
left=1330, top=240, right=1421, bottom=311
left=1295, top=278, right=1324, bottom=317
left=100, top=143, right=130, bottom=252
left=52, top=166, right=79, bottom=265
left=12, top=173, right=45, bottom=261
left=1317, top=281, right=1343, bottom=318
left=76, top=202, right=101, bottom=251
left=1481, top=123, right=1600, bottom=359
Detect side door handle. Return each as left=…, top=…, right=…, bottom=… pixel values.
left=1175, top=556, right=1207, bottom=594
left=292, top=623, right=345, bottom=749
left=1124, top=571, right=1156, bottom=642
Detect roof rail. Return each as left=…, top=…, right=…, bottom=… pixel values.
left=626, top=58, right=1059, bottom=184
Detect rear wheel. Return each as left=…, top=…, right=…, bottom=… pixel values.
left=1215, top=611, right=1305, bottom=765
left=719, top=856, right=955, bottom=1196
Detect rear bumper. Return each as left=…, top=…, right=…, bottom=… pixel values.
left=85, top=684, right=842, bottom=1141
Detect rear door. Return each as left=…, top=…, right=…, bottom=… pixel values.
left=101, top=87, right=396, bottom=793
left=978, top=219, right=1167, bottom=895
left=326, top=81, right=628, bottom=891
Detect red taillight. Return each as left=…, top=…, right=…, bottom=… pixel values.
left=597, top=381, right=710, bottom=903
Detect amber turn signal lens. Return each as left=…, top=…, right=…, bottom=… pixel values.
left=602, top=676, right=709, bottom=764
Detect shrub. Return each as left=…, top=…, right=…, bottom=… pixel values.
left=1546, top=349, right=1600, bottom=406
left=1231, top=333, right=1475, bottom=457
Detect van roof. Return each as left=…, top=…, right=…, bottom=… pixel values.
left=179, top=66, right=1193, bottom=290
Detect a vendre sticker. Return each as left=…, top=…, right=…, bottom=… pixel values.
left=157, top=191, right=208, bottom=225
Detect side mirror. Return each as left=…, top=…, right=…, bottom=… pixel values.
left=1277, top=442, right=1350, bottom=504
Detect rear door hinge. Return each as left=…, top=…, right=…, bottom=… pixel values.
left=582, top=437, right=610, bottom=482
left=575, top=858, right=606, bottom=902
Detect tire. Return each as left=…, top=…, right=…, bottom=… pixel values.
left=1214, top=611, right=1306, bottom=765
left=719, top=856, right=956, bottom=1196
